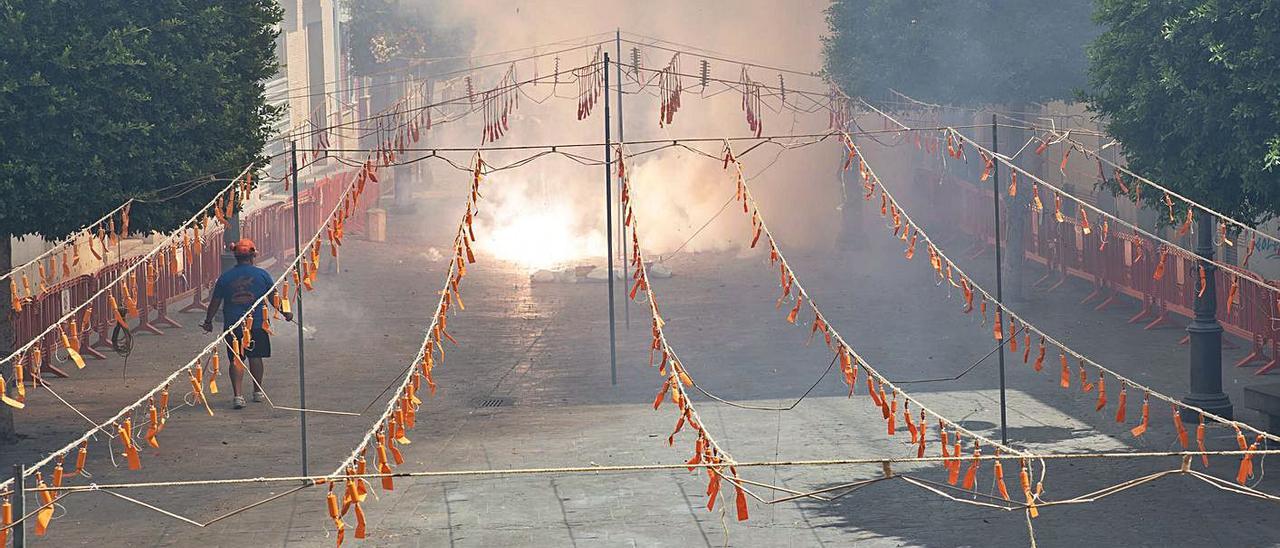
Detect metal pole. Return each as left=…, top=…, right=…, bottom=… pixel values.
left=616, top=29, right=629, bottom=330
left=604, top=53, right=618, bottom=386
left=1183, top=214, right=1233, bottom=420
left=12, top=464, right=24, bottom=547
left=290, top=141, right=309, bottom=474
left=221, top=190, right=242, bottom=273
left=992, top=116, right=1008, bottom=445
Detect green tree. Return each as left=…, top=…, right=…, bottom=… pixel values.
left=0, top=0, right=282, bottom=440
left=342, top=0, right=471, bottom=78
left=822, top=0, right=1098, bottom=105
left=1085, top=0, right=1280, bottom=223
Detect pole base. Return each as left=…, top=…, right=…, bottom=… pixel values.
left=1180, top=392, right=1233, bottom=421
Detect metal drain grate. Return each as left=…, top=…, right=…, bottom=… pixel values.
left=477, top=397, right=510, bottom=408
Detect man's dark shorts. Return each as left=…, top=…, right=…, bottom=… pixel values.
left=225, top=328, right=271, bottom=361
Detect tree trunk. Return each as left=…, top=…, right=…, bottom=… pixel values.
left=0, top=233, right=16, bottom=441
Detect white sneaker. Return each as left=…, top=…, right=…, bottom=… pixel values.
left=233, top=396, right=246, bottom=409
left=252, top=391, right=265, bottom=403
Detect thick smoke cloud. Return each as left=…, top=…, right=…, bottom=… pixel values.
left=409, top=0, right=843, bottom=270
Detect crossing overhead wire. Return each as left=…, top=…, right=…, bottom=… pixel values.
left=286, top=61, right=602, bottom=143
left=864, top=100, right=1280, bottom=297
left=0, top=162, right=253, bottom=374
left=687, top=353, right=839, bottom=412
left=881, top=89, right=1096, bottom=124
left=876, top=89, right=1279, bottom=245
left=890, top=326, right=1027, bottom=385
left=274, top=48, right=567, bottom=146
left=266, top=33, right=613, bottom=102
left=618, top=33, right=823, bottom=78
left=6, top=451, right=1277, bottom=536
left=1030, top=126, right=1280, bottom=248
left=846, top=135, right=1280, bottom=446
left=0, top=200, right=132, bottom=285
left=726, top=142, right=1057, bottom=528
left=18, top=450, right=1280, bottom=494
left=329, top=155, right=480, bottom=477
left=295, top=126, right=978, bottom=158
left=0, top=159, right=366, bottom=495
left=620, top=143, right=766, bottom=507
left=952, top=127, right=1277, bottom=295
left=648, top=132, right=845, bottom=264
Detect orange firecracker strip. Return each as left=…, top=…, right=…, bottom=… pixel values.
left=1196, top=414, right=1209, bottom=467
left=994, top=455, right=1010, bottom=501
left=1130, top=394, right=1150, bottom=437
left=1095, top=374, right=1108, bottom=411
left=33, top=473, right=54, bottom=536
left=1115, top=387, right=1128, bottom=423
left=1172, top=407, right=1189, bottom=449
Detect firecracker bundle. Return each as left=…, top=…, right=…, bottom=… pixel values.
left=320, top=155, right=483, bottom=546
left=1, top=155, right=378, bottom=538
left=846, top=133, right=1272, bottom=488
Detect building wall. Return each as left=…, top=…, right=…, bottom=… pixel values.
left=272, top=0, right=347, bottom=176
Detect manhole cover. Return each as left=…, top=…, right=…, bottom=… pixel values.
left=476, top=397, right=511, bottom=409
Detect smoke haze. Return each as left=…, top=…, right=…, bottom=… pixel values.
left=407, top=0, right=844, bottom=269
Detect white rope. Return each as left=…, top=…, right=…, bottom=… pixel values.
left=0, top=199, right=133, bottom=284
left=0, top=160, right=363, bottom=493
left=844, top=135, right=1280, bottom=446
left=724, top=141, right=1031, bottom=460
left=1039, top=128, right=1280, bottom=248
left=0, top=164, right=253, bottom=371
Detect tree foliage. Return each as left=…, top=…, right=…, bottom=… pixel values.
left=343, top=0, right=471, bottom=77
left=0, top=0, right=282, bottom=238
left=822, top=0, right=1098, bottom=106
left=0, top=0, right=281, bottom=439
left=1085, top=0, right=1280, bottom=223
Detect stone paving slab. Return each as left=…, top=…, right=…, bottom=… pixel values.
left=3, top=187, right=1278, bottom=547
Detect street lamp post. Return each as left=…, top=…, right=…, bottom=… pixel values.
left=1183, top=214, right=1233, bottom=420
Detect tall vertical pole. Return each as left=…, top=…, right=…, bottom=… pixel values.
left=616, top=29, right=629, bottom=330
left=290, top=141, right=309, bottom=474
left=604, top=54, right=618, bottom=385
left=12, top=464, right=24, bottom=547
left=1183, top=214, right=1233, bottom=419
left=991, top=116, right=1008, bottom=444
left=221, top=187, right=242, bottom=273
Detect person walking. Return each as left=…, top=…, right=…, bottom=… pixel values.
left=201, top=238, right=292, bottom=408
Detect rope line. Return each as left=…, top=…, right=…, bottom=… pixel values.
left=845, top=135, right=1280, bottom=446
left=721, top=141, right=1033, bottom=461
left=0, top=156, right=367, bottom=494
left=0, top=200, right=132, bottom=284
left=20, top=449, right=1280, bottom=494
left=0, top=163, right=254, bottom=372
left=865, top=102, right=1278, bottom=298
left=1034, top=126, right=1280, bottom=247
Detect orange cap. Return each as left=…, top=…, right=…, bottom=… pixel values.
left=230, top=238, right=256, bottom=257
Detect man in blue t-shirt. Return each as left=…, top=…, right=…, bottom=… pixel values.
left=201, top=238, right=292, bottom=409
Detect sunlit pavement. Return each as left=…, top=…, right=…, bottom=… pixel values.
left=7, top=185, right=1279, bottom=547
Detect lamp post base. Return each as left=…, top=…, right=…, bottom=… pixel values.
left=1184, top=319, right=1232, bottom=421
left=1181, top=392, right=1233, bottom=421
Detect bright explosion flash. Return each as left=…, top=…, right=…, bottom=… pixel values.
left=474, top=180, right=605, bottom=271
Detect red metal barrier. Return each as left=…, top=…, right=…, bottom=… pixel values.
left=10, top=168, right=372, bottom=383
left=915, top=159, right=1280, bottom=375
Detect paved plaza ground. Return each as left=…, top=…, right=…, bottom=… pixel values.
left=3, top=181, right=1278, bottom=547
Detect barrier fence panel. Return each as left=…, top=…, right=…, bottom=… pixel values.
left=912, top=155, right=1280, bottom=375
left=9, top=167, right=377, bottom=387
